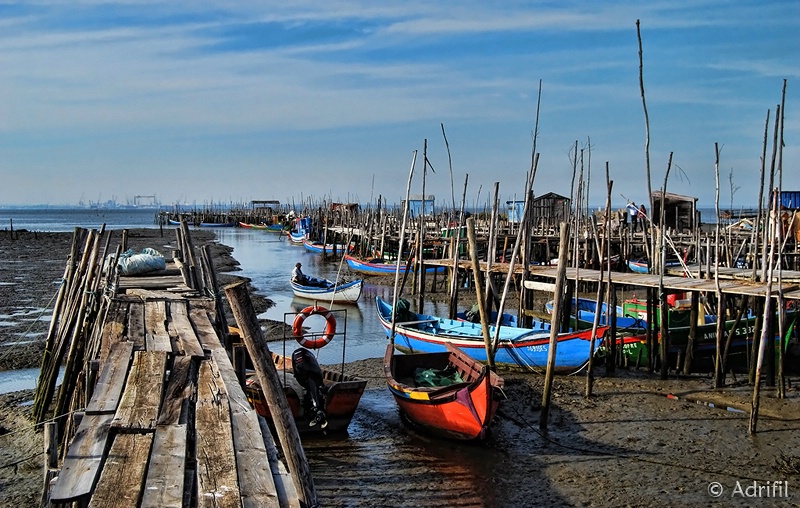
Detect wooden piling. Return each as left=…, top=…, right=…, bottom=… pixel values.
left=223, top=280, right=318, bottom=507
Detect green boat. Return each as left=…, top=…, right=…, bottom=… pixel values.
left=566, top=297, right=798, bottom=373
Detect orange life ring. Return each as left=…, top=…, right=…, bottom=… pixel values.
left=292, top=305, right=336, bottom=349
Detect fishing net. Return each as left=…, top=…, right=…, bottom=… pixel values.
left=414, top=367, right=463, bottom=387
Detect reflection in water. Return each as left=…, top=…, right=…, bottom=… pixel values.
left=214, top=229, right=394, bottom=364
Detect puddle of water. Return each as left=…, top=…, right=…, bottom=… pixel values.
left=0, top=367, right=63, bottom=395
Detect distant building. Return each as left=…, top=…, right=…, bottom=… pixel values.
left=781, top=191, right=800, bottom=210
left=251, top=200, right=281, bottom=213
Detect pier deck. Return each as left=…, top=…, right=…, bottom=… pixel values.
left=41, top=233, right=306, bottom=507
left=423, top=259, right=800, bottom=300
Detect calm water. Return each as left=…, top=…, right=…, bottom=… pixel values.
left=0, top=208, right=456, bottom=392
left=0, top=207, right=162, bottom=233
left=213, top=227, right=456, bottom=365
left=214, top=227, right=393, bottom=364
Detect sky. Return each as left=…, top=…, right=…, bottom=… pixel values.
left=0, top=1, right=797, bottom=211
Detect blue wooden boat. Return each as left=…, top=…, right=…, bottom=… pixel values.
left=545, top=297, right=643, bottom=330
left=376, top=296, right=608, bottom=372
left=265, top=223, right=288, bottom=233
left=345, top=254, right=446, bottom=276
left=627, top=258, right=683, bottom=274
left=302, top=239, right=352, bottom=255
left=287, top=230, right=307, bottom=243
left=199, top=221, right=236, bottom=228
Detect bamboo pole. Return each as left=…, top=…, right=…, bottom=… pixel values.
left=586, top=172, right=612, bottom=396
left=637, top=19, right=656, bottom=278
left=466, top=217, right=494, bottom=370
left=390, top=152, right=417, bottom=341
left=492, top=154, right=539, bottom=357
left=540, top=222, right=570, bottom=431
left=448, top=174, right=469, bottom=319
left=750, top=190, right=779, bottom=434
left=224, top=281, right=318, bottom=506
left=658, top=153, right=673, bottom=380
left=713, top=142, right=726, bottom=388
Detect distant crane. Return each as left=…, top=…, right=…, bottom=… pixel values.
left=133, top=195, right=158, bottom=207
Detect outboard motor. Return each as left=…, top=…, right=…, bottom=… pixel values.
left=291, top=347, right=328, bottom=428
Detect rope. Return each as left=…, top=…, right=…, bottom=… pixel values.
left=0, top=406, right=84, bottom=469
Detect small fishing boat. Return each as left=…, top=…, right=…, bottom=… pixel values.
left=245, top=349, right=367, bottom=433
left=265, top=223, right=288, bottom=233
left=376, top=296, right=608, bottom=372
left=168, top=219, right=236, bottom=227
left=302, top=238, right=353, bottom=255
left=287, top=230, right=307, bottom=243
left=238, top=222, right=270, bottom=229
left=291, top=278, right=363, bottom=304
left=627, top=258, right=683, bottom=274
left=232, top=308, right=367, bottom=434
left=384, top=342, right=504, bottom=440
left=344, top=254, right=446, bottom=276
left=545, top=296, right=642, bottom=330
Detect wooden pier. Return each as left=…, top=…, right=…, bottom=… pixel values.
left=36, top=225, right=315, bottom=507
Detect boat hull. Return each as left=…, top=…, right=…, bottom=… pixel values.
left=302, top=239, right=352, bottom=255
left=376, top=297, right=607, bottom=372
left=245, top=352, right=367, bottom=433
left=384, top=343, right=504, bottom=440
left=345, top=255, right=446, bottom=276
left=291, top=279, right=363, bottom=304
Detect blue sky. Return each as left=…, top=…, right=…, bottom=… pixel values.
left=0, top=1, right=797, bottom=211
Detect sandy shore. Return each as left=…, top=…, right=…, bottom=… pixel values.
left=2, top=228, right=800, bottom=507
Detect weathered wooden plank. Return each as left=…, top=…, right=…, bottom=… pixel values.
left=49, top=413, right=115, bottom=503
left=190, top=305, right=280, bottom=506
left=145, top=300, right=173, bottom=352
left=99, top=301, right=129, bottom=367
left=112, top=351, right=167, bottom=433
left=196, top=360, right=240, bottom=507
left=157, top=355, right=196, bottom=426
left=88, top=433, right=153, bottom=508
left=117, top=275, right=188, bottom=290
left=140, top=424, right=188, bottom=508
left=230, top=411, right=280, bottom=508
left=190, top=306, right=251, bottom=412
left=259, top=415, right=302, bottom=508
left=170, top=300, right=206, bottom=358
left=127, top=299, right=146, bottom=350
left=86, top=341, right=134, bottom=415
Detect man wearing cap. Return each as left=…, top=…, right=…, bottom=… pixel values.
left=291, top=262, right=307, bottom=284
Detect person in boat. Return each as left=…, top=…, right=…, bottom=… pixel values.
left=292, top=347, right=328, bottom=428
left=291, top=262, right=329, bottom=287
left=291, top=262, right=308, bottom=284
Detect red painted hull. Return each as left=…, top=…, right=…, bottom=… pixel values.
left=384, top=343, right=504, bottom=440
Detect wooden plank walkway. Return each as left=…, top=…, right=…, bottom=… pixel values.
left=47, top=269, right=302, bottom=506
left=424, top=258, right=800, bottom=300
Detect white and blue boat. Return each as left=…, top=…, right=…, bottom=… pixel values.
left=376, top=296, right=608, bottom=372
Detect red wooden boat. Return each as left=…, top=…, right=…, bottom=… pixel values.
left=245, top=351, right=367, bottom=433
left=384, top=342, right=504, bottom=440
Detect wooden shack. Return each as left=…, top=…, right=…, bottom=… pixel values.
left=650, top=191, right=698, bottom=233
left=530, top=192, right=570, bottom=231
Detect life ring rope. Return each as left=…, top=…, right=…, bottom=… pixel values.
left=292, top=305, right=337, bottom=349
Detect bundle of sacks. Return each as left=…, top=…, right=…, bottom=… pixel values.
left=117, top=248, right=166, bottom=276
